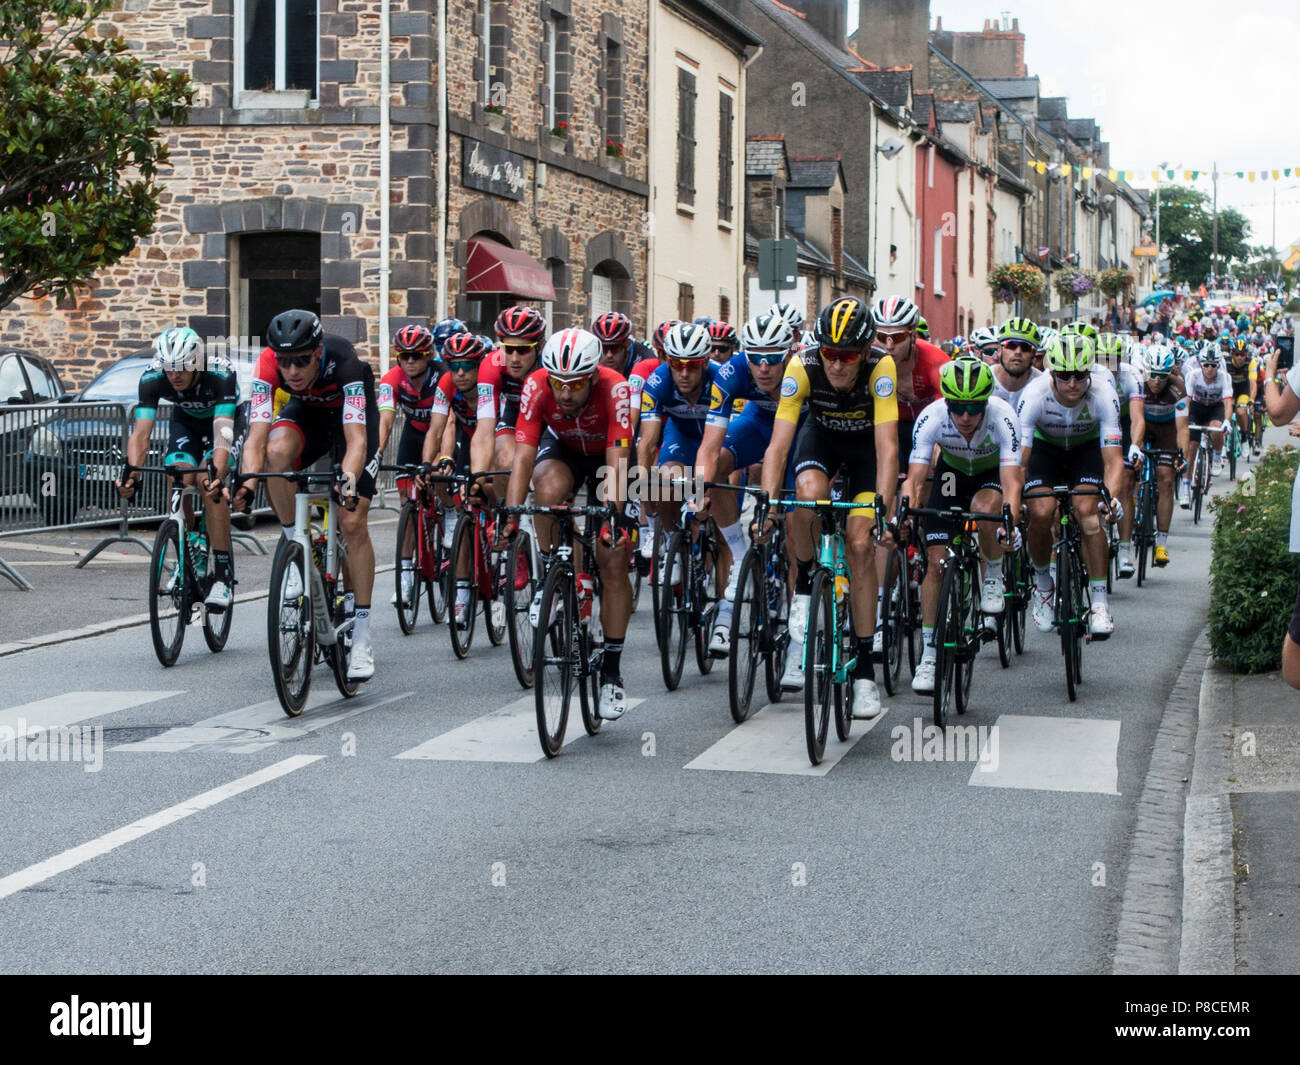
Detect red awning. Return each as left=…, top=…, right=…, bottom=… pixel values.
left=464, top=237, right=556, bottom=301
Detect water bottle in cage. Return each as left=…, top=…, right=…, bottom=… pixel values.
left=576, top=571, right=595, bottom=624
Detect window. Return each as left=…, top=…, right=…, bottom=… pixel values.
left=591, top=272, right=613, bottom=318
left=20, top=357, right=58, bottom=399
left=914, top=218, right=922, bottom=288
left=719, top=294, right=730, bottom=323
left=677, top=282, right=695, bottom=321
left=481, top=0, right=493, bottom=105
left=717, top=91, right=734, bottom=223
left=927, top=146, right=935, bottom=189
left=987, top=215, right=995, bottom=272
left=236, top=232, right=320, bottom=342
left=603, top=41, right=623, bottom=149
left=968, top=206, right=975, bottom=276
left=238, top=0, right=318, bottom=101
left=832, top=206, right=843, bottom=278
left=676, top=67, right=696, bottom=206
left=544, top=18, right=557, bottom=128
left=0, top=356, right=28, bottom=403
left=933, top=226, right=944, bottom=296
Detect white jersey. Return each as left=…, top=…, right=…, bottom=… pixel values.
left=991, top=366, right=1041, bottom=409
left=1115, top=361, right=1143, bottom=415
left=1184, top=363, right=1232, bottom=407
left=909, top=396, right=1021, bottom=475
left=1017, top=373, right=1122, bottom=450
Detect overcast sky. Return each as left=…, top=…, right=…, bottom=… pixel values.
left=848, top=0, right=1300, bottom=257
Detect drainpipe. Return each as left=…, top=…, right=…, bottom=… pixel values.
left=436, top=0, right=449, bottom=322
left=736, top=43, right=762, bottom=320
left=379, top=0, right=391, bottom=374
left=645, top=1, right=655, bottom=332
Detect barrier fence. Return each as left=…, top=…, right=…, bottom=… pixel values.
left=0, top=401, right=404, bottom=590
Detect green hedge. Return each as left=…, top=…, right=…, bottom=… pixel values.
left=1208, top=446, right=1300, bottom=672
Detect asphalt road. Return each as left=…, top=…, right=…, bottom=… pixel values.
left=0, top=459, right=1234, bottom=973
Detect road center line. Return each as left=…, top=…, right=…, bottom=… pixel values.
left=0, top=754, right=324, bottom=901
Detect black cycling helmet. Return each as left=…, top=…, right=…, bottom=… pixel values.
left=814, top=297, right=875, bottom=351
left=267, top=309, right=323, bottom=353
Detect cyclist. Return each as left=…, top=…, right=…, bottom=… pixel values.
left=1184, top=344, right=1233, bottom=477
left=593, top=311, right=654, bottom=380
left=117, top=327, right=238, bottom=611
left=502, top=328, right=634, bottom=721
left=991, top=317, right=1042, bottom=408
left=707, top=320, right=740, bottom=364
left=1033, top=326, right=1059, bottom=372
left=694, top=308, right=797, bottom=656
left=1019, top=334, right=1124, bottom=638
left=237, top=310, right=380, bottom=680
left=377, top=324, right=440, bottom=608
left=1105, top=335, right=1146, bottom=578
left=970, top=327, right=1000, bottom=365
left=759, top=296, right=899, bottom=718
left=901, top=357, right=1022, bottom=693
left=771, top=300, right=806, bottom=336
left=474, top=305, right=547, bottom=497
left=1227, top=339, right=1260, bottom=456
left=432, top=317, right=469, bottom=356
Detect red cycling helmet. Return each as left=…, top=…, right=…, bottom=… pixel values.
left=442, top=333, right=489, bottom=361
left=591, top=311, right=633, bottom=345
left=393, top=324, right=435, bottom=354
left=652, top=319, right=681, bottom=354
left=707, top=321, right=738, bottom=349
left=494, top=305, right=546, bottom=344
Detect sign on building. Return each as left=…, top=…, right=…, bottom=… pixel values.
left=462, top=139, right=527, bottom=201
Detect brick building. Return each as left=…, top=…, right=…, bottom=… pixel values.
left=0, top=1, right=649, bottom=384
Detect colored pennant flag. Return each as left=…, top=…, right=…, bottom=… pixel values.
left=1061, top=164, right=1071, bottom=177
left=1287, top=168, right=1293, bottom=177
left=1166, top=169, right=1175, bottom=180
left=1191, top=171, right=1199, bottom=180
left=1249, top=172, right=1256, bottom=182
left=1152, top=170, right=1161, bottom=181
left=1037, top=246, right=1050, bottom=258
left=1236, top=171, right=1244, bottom=178
left=1273, top=170, right=1280, bottom=180
left=1108, top=169, right=1118, bottom=181
left=1184, top=170, right=1193, bottom=180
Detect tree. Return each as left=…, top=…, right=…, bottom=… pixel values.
left=1156, top=184, right=1251, bottom=285
left=0, top=1, right=193, bottom=311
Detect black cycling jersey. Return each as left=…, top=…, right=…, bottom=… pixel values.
left=135, top=364, right=238, bottom=421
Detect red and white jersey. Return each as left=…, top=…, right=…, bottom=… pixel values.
left=516, top=365, right=631, bottom=456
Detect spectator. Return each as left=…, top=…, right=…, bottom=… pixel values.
left=1261, top=346, right=1300, bottom=688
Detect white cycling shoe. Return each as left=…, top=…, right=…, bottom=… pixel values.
left=204, top=580, right=233, bottom=611
left=347, top=640, right=375, bottom=680
left=1031, top=586, right=1056, bottom=633
left=980, top=575, right=1005, bottom=614
left=851, top=677, right=883, bottom=719
left=282, top=564, right=304, bottom=602
left=1116, top=545, right=1135, bottom=578
left=708, top=625, right=730, bottom=659
left=788, top=594, right=810, bottom=643
left=911, top=658, right=936, bottom=694
left=1088, top=602, right=1115, bottom=639
left=598, top=678, right=628, bottom=720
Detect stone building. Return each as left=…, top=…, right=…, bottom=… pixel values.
left=0, top=1, right=649, bottom=383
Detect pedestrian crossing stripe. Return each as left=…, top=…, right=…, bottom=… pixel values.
left=0, top=692, right=184, bottom=735
left=684, top=701, right=887, bottom=777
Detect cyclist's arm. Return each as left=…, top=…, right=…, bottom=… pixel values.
left=340, top=419, right=367, bottom=485
left=1129, top=396, right=1146, bottom=452
left=378, top=408, right=396, bottom=453
left=901, top=460, right=931, bottom=515
left=1102, top=446, right=1124, bottom=503
left=470, top=415, right=495, bottom=475
left=421, top=410, right=450, bottom=465
left=506, top=443, right=537, bottom=509
left=125, top=416, right=153, bottom=472
left=695, top=422, right=727, bottom=488
left=873, top=418, right=899, bottom=515
left=636, top=416, right=663, bottom=473
left=760, top=417, right=797, bottom=503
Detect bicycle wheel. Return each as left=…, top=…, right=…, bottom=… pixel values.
left=659, top=530, right=690, bottom=691
left=764, top=539, right=791, bottom=705
left=426, top=504, right=449, bottom=624
left=1004, top=550, right=1025, bottom=656
left=1228, top=428, right=1238, bottom=481
left=448, top=512, right=477, bottom=659
left=268, top=538, right=313, bottom=717
left=728, top=549, right=764, bottom=723
left=833, top=593, right=853, bottom=743
left=202, top=567, right=234, bottom=654
left=505, top=530, right=536, bottom=688
left=394, top=502, right=420, bottom=634
left=803, top=570, right=835, bottom=766
left=484, top=526, right=508, bottom=647
left=906, top=552, right=926, bottom=676
left=1106, top=522, right=1117, bottom=594
left=1192, top=449, right=1207, bottom=525
left=955, top=564, right=978, bottom=714
left=1070, top=546, right=1087, bottom=686
left=694, top=533, right=717, bottom=676
left=651, top=520, right=671, bottom=650
left=932, top=561, right=961, bottom=728
left=629, top=527, right=643, bottom=613
left=532, top=563, right=574, bottom=758
left=148, top=521, right=187, bottom=667
left=1055, top=543, right=1078, bottom=702
left=1134, top=486, right=1149, bottom=587
left=577, top=622, right=603, bottom=737
left=880, top=546, right=907, bottom=695
left=327, top=572, right=358, bottom=700
left=995, top=567, right=1011, bottom=670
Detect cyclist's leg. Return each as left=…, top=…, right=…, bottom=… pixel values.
left=265, top=399, right=316, bottom=528
left=1023, top=444, right=1059, bottom=583
left=336, top=415, right=379, bottom=611
left=396, top=421, right=426, bottom=560
left=531, top=430, right=578, bottom=553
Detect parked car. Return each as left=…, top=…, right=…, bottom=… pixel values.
left=1, top=349, right=73, bottom=525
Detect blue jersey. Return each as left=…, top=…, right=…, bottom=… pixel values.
left=705, top=352, right=782, bottom=430
left=640, top=359, right=720, bottom=442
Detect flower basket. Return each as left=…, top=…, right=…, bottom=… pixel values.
left=550, top=121, right=568, bottom=139
left=1053, top=267, right=1097, bottom=302
left=604, top=138, right=624, bottom=159
left=989, top=261, right=1046, bottom=303
left=1098, top=267, right=1135, bottom=296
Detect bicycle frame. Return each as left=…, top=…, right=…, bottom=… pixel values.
left=292, top=487, right=349, bottom=647
left=779, top=499, right=860, bottom=686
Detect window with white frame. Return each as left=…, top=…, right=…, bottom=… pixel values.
left=237, top=0, right=318, bottom=102
left=933, top=226, right=944, bottom=295
left=544, top=17, right=557, bottom=127
left=481, top=0, right=494, bottom=106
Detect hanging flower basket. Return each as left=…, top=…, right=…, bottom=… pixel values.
left=989, top=262, right=1046, bottom=303
left=1098, top=267, right=1135, bottom=296
left=1053, top=267, right=1098, bottom=302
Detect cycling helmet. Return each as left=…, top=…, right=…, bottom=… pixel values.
left=814, top=297, right=875, bottom=351
left=707, top=321, right=739, bottom=349
left=1232, top=337, right=1248, bottom=354
left=970, top=327, right=998, bottom=350
left=154, top=326, right=203, bottom=372
left=432, top=317, right=470, bottom=353
left=771, top=301, right=805, bottom=331
left=1096, top=333, right=1125, bottom=362
left=1218, top=335, right=1232, bottom=350
left=540, top=327, right=602, bottom=377
left=1060, top=321, right=1100, bottom=342
left=1035, top=326, right=1060, bottom=352
left=495, top=305, right=546, bottom=344
left=652, top=320, right=680, bottom=354
left=741, top=309, right=795, bottom=352
left=939, top=341, right=957, bottom=356
left=951, top=335, right=968, bottom=351
left=800, top=330, right=817, bottom=349
left=693, top=315, right=716, bottom=327
left=871, top=295, right=921, bottom=330
left=266, top=309, right=323, bottom=353
left=1043, top=334, right=1095, bottom=373
left=662, top=322, right=712, bottom=361
left=591, top=311, right=633, bottom=345
left=998, top=317, right=1041, bottom=346
left=1145, top=344, right=1176, bottom=376
left=392, top=324, right=435, bottom=354
left=442, top=333, right=489, bottom=362
left=939, top=358, right=995, bottom=403
left=916, top=316, right=930, bottom=339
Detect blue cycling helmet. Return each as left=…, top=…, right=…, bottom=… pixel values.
left=431, top=317, right=469, bottom=355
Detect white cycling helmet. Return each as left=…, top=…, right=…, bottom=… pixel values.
left=871, top=295, right=921, bottom=330
left=1145, top=344, right=1176, bottom=376
left=154, top=326, right=203, bottom=372
left=741, top=309, right=795, bottom=352
left=970, top=326, right=998, bottom=349
left=800, top=330, right=817, bottom=350
left=662, top=321, right=712, bottom=361
left=540, top=327, right=601, bottom=378
left=770, top=300, right=805, bottom=331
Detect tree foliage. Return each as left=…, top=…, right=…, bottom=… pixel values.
left=0, top=0, right=193, bottom=310
left=1155, top=184, right=1251, bottom=286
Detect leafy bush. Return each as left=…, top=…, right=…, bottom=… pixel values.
left=1208, top=446, right=1300, bottom=672
left=1286, top=297, right=1300, bottom=314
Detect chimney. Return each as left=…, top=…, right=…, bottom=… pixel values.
left=788, top=0, right=847, bottom=52
left=856, top=0, right=931, bottom=90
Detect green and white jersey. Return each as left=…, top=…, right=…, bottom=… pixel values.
left=991, top=366, right=1041, bottom=409
left=1016, top=373, right=1122, bottom=450
left=909, top=395, right=1021, bottom=475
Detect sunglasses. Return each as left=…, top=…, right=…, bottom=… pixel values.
left=746, top=350, right=786, bottom=366
left=275, top=352, right=315, bottom=369
left=667, top=357, right=707, bottom=370
left=1002, top=339, right=1035, bottom=352
left=548, top=374, right=591, bottom=392
left=979, top=346, right=1001, bottom=357
left=946, top=400, right=987, bottom=417
left=820, top=347, right=862, bottom=364
left=1148, top=372, right=1170, bottom=382
left=501, top=344, right=536, bottom=354
left=875, top=330, right=910, bottom=343
left=446, top=360, right=479, bottom=373
left=1053, top=370, right=1091, bottom=383
left=397, top=350, right=430, bottom=362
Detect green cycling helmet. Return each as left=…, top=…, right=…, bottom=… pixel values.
left=998, top=317, right=1041, bottom=345
left=939, top=357, right=995, bottom=403
left=1096, top=332, right=1124, bottom=360
left=1060, top=321, right=1100, bottom=343
left=915, top=316, right=930, bottom=339
left=1043, top=334, right=1096, bottom=374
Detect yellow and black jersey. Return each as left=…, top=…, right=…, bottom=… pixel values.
left=776, top=346, right=899, bottom=435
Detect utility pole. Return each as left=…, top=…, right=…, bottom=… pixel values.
left=1211, top=161, right=1219, bottom=283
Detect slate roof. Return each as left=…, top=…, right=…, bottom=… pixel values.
left=746, top=136, right=787, bottom=177
left=934, top=98, right=978, bottom=123
left=912, top=91, right=933, bottom=125
left=1039, top=97, right=1068, bottom=120
left=855, top=68, right=912, bottom=108
left=788, top=157, right=844, bottom=190
left=979, top=76, right=1040, bottom=100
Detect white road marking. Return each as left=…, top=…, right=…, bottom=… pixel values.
left=0, top=755, right=323, bottom=901
left=684, top=702, right=888, bottom=777
left=0, top=691, right=182, bottom=735
left=113, top=691, right=413, bottom=753
left=395, top=695, right=645, bottom=763
left=967, top=714, right=1121, bottom=794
